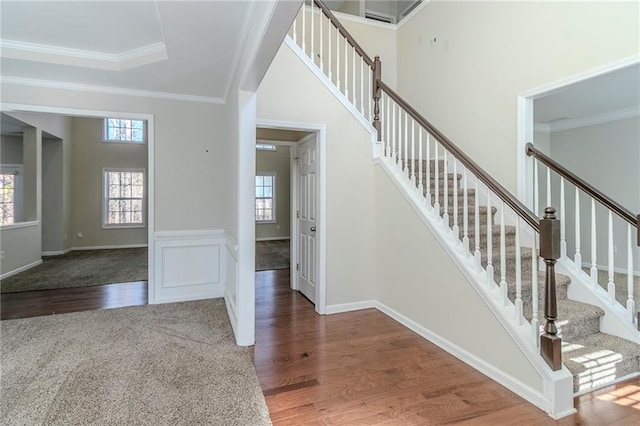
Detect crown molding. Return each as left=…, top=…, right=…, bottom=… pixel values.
left=537, top=106, right=640, bottom=133
left=0, top=76, right=225, bottom=104
left=0, top=39, right=168, bottom=71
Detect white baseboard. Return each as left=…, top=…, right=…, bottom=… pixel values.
left=1, top=259, right=43, bottom=280
left=255, top=237, right=291, bottom=241
left=71, top=243, right=148, bottom=251
left=374, top=301, right=551, bottom=415
left=42, top=248, right=72, bottom=256
left=325, top=300, right=376, bottom=314
left=151, top=285, right=224, bottom=305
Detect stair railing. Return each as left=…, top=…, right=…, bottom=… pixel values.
left=288, top=0, right=378, bottom=124
left=526, top=143, right=640, bottom=328
left=288, top=0, right=563, bottom=371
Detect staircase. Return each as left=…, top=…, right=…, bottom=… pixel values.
left=408, top=159, right=640, bottom=393
left=286, top=0, right=640, bottom=417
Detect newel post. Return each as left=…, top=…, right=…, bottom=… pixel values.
left=540, top=206, right=562, bottom=371
left=373, top=55, right=382, bottom=141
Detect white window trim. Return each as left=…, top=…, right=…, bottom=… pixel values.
left=0, top=164, right=24, bottom=226
left=102, top=167, right=146, bottom=229
left=102, top=118, right=146, bottom=144
left=256, top=171, right=276, bottom=224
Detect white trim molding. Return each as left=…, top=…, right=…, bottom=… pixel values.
left=0, top=259, right=42, bottom=280
left=255, top=236, right=290, bottom=241
left=151, top=230, right=227, bottom=304
left=535, top=106, right=640, bottom=133
left=70, top=244, right=148, bottom=251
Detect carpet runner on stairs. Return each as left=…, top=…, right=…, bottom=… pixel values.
left=401, top=158, right=640, bottom=393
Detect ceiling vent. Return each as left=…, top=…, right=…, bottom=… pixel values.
left=365, top=11, right=394, bottom=24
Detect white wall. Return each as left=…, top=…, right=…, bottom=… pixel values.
left=257, top=42, right=377, bottom=306
left=373, top=164, right=544, bottom=396
left=548, top=117, right=640, bottom=272
left=70, top=117, right=148, bottom=248
left=256, top=146, right=291, bottom=240
left=396, top=1, right=640, bottom=194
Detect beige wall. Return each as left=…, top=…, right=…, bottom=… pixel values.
left=256, top=146, right=291, bottom=240
left=549, top=117, right=640, bottom=272
left=397, top=1, right=640, bottom=193
left=373, top=165, right=544, bottom=394
left=257, top=42, right=377, bottom=305
left=1, top=136, right=23, bottom=164
left=1, top=83, right=230, bottom=234
left=70, top=117, right=148, bottom=248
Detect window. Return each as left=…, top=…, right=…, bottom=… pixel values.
left=103, top=169, right=145, bottom=228
left=103, top=118, right=145, bottom=143
left=0, top=165, right=22, bottom=226
left=255, top=172, right=276, bottom=222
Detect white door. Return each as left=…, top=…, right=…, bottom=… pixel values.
left=297, top=136, right=317, bottom=303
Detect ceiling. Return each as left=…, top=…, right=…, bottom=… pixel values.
left=256, top=128, right=312, bottom=142
left=534, top=63, right=640, bottom=126
left=0, top=1, right=254, bottom=101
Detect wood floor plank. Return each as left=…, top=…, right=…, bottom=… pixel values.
left=254, top=269, right=640, bottom=425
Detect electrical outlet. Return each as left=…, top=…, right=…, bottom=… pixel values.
left=0, top=251, right=5, bottom=260
left=64, top=234, right=68, bottom=240
left=614, top=245, right=618, bottom=254
left=276, top=224, right=280, bottom=230
left=77, top=232, right=83, bottom=239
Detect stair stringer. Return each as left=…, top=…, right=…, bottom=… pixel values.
left=375, top=155, right=575, bottom=419
left=556, top=260, right=640, bottom=343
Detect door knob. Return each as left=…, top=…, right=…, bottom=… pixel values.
left=310, top=226, right=316, bottom=232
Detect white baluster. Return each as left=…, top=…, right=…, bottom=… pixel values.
left=434, top=141, right=440, bottom=218
left=310, top=1, right=314, bottom=61
left=368, top=68, right=373, bottom=122
left=560, top=178, right=566, bottom=258
left=534, top=161, right=539, bottom=217
left=463, top=167, right=469, bottom=256
left=627, top=224, right=636, bottom=322
left=360, top=60, right=364, bottom=114
left=499, top=201, right=508, bottom=305
left=452, top=158, right=459, bottom=240
left=344, top=38, right=348, bottom=98
left=404, top=110, right=409, bottom=179
left=575, top=188, right=582, bottom=270
left=398, top=108, right=403, bottom=170
left=410, top=119, right=416, bottom=186
left=335, top=25, right=340, bottom=90
left=546, top=167, right=551, bottom=208
left=293, top=14, right=297, bottom=44
left=385, top=96, right=390, bottom=158
left=474, top=179, right=482, bottom=272
left=392, top=102, right=396, bottom=164
left=486, top=192, right=495, bottom=288
left=352, top=48, right=356, bottom=105
left=515, top=219, right=523, bottom=324
left=590, top=198, right=598, bottom=286
left=607, top=210, right=616, bottom=304
left=443, top=151, right=449, bottom=229
left=327, top=24, right=331, bottom=81
left=301, top=2, right=306, bottom=53
left=319, top=8, right=323, bottom=72
left=426, top=133, right=432, bottom=210
left=531, top=233, right=540, bottom=345
left=418, top=127, right=424, bottom=197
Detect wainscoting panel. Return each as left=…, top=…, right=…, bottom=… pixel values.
left=152, top=230, right=226, bottom=304
left=224, top=233, right=239, bottom=336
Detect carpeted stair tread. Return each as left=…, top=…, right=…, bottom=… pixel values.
left=522, top=299, right=604, bottom=342
left=562, top=332, right=640, bottom=393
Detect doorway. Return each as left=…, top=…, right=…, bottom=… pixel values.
left=254, top=121, right=326, bottom=312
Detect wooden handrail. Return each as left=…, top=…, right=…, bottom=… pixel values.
left=526, top=143, right=637, bottom=230
left=377, top=79, right=540, bottom=232
left=312, top=0, right=375, bottom=68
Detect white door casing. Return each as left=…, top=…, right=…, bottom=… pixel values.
left=297, top=135, right=317, bottom=303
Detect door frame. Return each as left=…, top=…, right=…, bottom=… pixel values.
left=255, top=119, right=327, bottom=314
left=516, top=55, right=639, bottom=209
left=0, top=102, right=155, bottom=300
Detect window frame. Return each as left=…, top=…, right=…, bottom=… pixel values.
left=102, top=118, right=146, bottom=144
left=255, top=171, right=276, bottom=224
left=0, top=164, right=23, bottom=227
left=102, top=167, right=146, bottom=229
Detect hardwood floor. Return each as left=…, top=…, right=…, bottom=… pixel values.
left=0, top=281, right=147, bottom=320
left=253, top=269, right=640, bottom=425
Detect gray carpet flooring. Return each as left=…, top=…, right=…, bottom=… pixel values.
left=1, top=299, right=271, bottom=425
left=256, top=240, right=290, bottom=271
left=582, top=267, right=640, bottom=310
left=1, top=248, right=148, bottom=293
